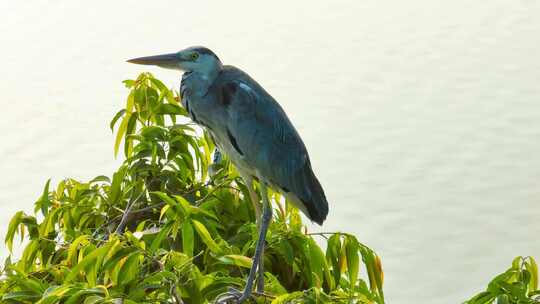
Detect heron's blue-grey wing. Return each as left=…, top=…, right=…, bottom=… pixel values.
left=216, top=68, right=328, bottom=224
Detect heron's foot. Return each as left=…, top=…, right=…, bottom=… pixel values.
left=214, top=287, right=252, bottom=304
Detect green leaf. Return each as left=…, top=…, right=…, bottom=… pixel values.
left=124, top=112, right=138, bottom=157
left=278, top=239, right=295, bottom=264
left=102, top=247, right=138, bottom=285
left=5, top=211, right=23, bottom=252
left=126, top=89, right=135, bottom=113
left=170, top=124, right=195, bottom=133
left=110, top=109, right=126, bottom=132
left=150, top=222, right=172, bottom=253
left=174, top=195, right=192, bottom=214
left=192, top=219, right=221, bottom=254
left=345, top=236, right=359, bottom=286
left=159, top=204, right=170, bottom=221
left=148, top=77, right=167, bottom=90
left=114, top=113, right=130, bottom=157
left=467, top=291, right=494, bottom=304
left=271, top=292, right=305, bottom=304
left=2, top=291, right=41, bottom=301
left=109, top=165, right=127, bottom=205
left=20, top=239, right=39, bottom=272
left=153, top=191, right=184, bottom=217
left=141, top=126, right=168, bottom=141
left=65, top=243, right=111, bottom=282
left=525, top=256, right=538, bottom=291
left=496, top=294, right=510, bottom=304
left=156, top=103, right=187, bottom=116
left=83, top=295, right=104, bottom=304
left=67, top=235, right=90, bottom=266
left=13, top=276, right=46, bottom=294
left=123, top=79, right=136, bottom=88
left=118, top=252, right=140, bottom=285
left=38, top=285, right=75, bottom=303
left=326, top=233, right=342, bottom=287
left=39, top=207, right=60, bottom=237
left=182, top=221, right=194, bottom=257
left=218, top=254, right=253, bottom=269
left=34, top=179, right=52, bottom=216
left=65, top=287, right=106, bottom=304
left=89, top=175, right=110, bottom=184
left=307, top=238, right=327, bottom=289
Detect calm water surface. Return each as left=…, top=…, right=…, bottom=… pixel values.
left=1, top=1, right=539, bottom=303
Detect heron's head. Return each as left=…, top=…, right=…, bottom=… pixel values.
left=127, top=46, right=222, bottom=75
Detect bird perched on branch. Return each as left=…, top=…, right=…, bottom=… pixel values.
left=128, top=46, right=329, bottom=303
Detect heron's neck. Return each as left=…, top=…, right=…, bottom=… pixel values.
left=185, top=65, right=222, bottom=95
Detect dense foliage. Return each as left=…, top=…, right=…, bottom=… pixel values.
left=0, top=73, right=385, bottom=303
left=466, top=256, right=539, bottom=304
left=1, top=73, right=537, bottom=304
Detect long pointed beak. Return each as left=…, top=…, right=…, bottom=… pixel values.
left=127, top=53, right=180, bottom=68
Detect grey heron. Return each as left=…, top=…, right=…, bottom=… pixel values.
left=127, top=46, right=329, bottom=303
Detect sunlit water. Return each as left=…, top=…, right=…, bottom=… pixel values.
left=1, top=1, right=539, bottom=303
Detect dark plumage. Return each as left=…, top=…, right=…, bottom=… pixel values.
left=227, top=127, right=244, bottom=156
left=183, top=65, right=328, bottom=225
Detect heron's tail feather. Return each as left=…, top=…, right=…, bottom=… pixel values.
left=288, top=164, right=328, bottom=225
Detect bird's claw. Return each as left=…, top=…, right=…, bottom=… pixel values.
left=214, top=287, right=251, bottom=304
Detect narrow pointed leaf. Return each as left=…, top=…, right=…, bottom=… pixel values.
left=192, top=219, right=221, bottom=254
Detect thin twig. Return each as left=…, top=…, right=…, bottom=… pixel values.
left=100, top=177, right=235, bottom=237
left=306, top=232, right=342, bottom=236
left=114, top=202, right=134, bottom=235
left=179, top=179, right=215, bottom=195
left=253, top=290, right=275, bottom=299
left=195, top=179, right=235, bottom=206
left=171, top=284, right=184, bottom=304
left=305, top=232, right=344, bottom=240
left=214, top=290, right=275, bottom=304
left=101, top=201, right=164, bottom=230
left=115, top=191, right=145, bottom=234
left=129, top=202, right=165, bottom=215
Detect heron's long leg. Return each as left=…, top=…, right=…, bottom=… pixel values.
left=256, top=246, right=265, bottom=294
left=237, top=181, right=272, bottom=303
left=239, top=174, right=265, bottom=293
left=239, top=174, right=262, bottom=222
left=255, top=186, right=268, bottom=293
left=214, top=178, right=270, bottom=303
left=249, top=189, right=266, bottom=293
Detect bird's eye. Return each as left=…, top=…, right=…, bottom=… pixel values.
left=191, top=53, right=199, bottom=60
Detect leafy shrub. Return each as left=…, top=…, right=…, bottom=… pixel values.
left=466, top=256, right=539, bottom=304
left=0, top=73, right=385, bottom=303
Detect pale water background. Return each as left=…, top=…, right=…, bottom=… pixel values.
left=1, top=1, right=539, bottom=303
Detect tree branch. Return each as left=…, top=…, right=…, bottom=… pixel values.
left=115, top=191, right=145, bottom=234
